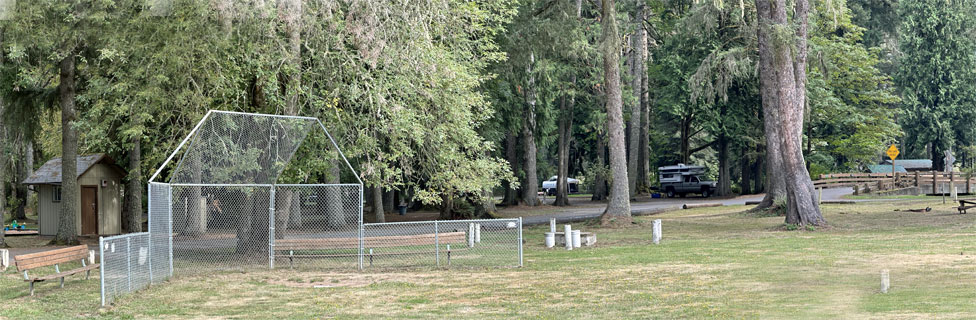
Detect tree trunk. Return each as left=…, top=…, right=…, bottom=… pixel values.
left=756, top=0, right=824, bottom=225
left=383, top=189, right=394, bottom=213
left=126, top=134, right=143, bottom=233
left=680, top=116, right=692, bottom=164
left=502, top=132, right=519, bottom=206
left=555, top=93, right=573, bottom=206
left=274, top=189, right=292, bottom=239
left=717, top=135, right=731, bottom=196
left=439, top=193, right=453, bottom=220
left=637, top=4, right=651, bottom=194
left=521, top=53, right=539, bottom=207
left=627, top=30, right=640, bottom=198
left=592, top=132, right=609, bottom=201
left=14, top=139, right=28, bottom=220
left=55, top=55, right=79, bottom=244
left=754, top=0, right=786, bottom=209
left=740, top=146, right=752, bottom=195
left=0, top=64, right=6, bottom=246
left=372, top=185, right=384, bottom=223
left=599, top=0, right=632, bottom=225
left=186, top=149, right=205, bottom=236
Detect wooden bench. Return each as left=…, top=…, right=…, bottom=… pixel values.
left=14, top=245, right=99, bottom=296
left=958, top=200, right=976, bottom=214
left=274, top=232, right=468, bottom=267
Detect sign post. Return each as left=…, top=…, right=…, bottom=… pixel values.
left=886, top=145, right=899, bottom=185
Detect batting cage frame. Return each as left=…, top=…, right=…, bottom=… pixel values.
left=100, top=110, right=522, bottom=306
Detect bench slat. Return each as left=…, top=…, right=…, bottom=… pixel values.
left=15, top=246, right=89, bottom=272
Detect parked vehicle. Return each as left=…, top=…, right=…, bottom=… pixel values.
left=542, top=176, right=580, bottom=195
left=658, top=164, right=717, bottom=198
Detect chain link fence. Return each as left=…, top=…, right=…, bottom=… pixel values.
left=100, top=233, right=153, bottom=306
left=360, top=219, right=522, bottom=269
left=100, top=111, right=522, bottom=306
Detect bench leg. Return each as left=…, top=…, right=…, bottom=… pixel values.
left=29, top=282, right=34, bottom=296
left=86, top=270, right=91, bottom=280
left=447, top=250, right=451, bottom=266
left=60, top=277, right=65, bottom=288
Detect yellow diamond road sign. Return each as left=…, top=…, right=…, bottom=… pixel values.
left=886, top=145, right=899, bottom=160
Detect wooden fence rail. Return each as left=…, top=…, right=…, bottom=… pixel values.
left=814, top=171, right=975, bottom=194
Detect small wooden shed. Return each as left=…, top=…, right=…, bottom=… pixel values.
left=22, top=154, right=125, bottom=236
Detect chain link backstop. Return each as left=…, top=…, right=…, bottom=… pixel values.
left=100, top=111, right=522, bottom=306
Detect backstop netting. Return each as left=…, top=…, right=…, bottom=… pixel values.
left=101, top=110, right=522, bottom=306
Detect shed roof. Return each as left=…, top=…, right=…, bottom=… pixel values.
left=22, top=154, right=125, bottom=185
left=866, top=164, right=908, bottom=173
left=883, top=159, right=932, bottom=169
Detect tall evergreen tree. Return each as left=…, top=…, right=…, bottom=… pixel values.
left=896, top=0, right=976, bottom=169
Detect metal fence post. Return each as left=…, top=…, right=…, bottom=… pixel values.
left=147, top=184, right=153, bottom=284
left=126, top=237, right=132, bottom=292
left=168, top=185, right=174, bottom=277
left=269, top=186, right=276, bottom=269
left=518, top=217, right=523, bottom=267
left=435, top=221, right=440, bottom=266
left=359, top=186, right=364, bottom=271
left=100, top=237, right=106, bottom=306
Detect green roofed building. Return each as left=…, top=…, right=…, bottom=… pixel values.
left=883, top=159, right=932, bottom=171
left=867, top=164, right=908, bottom=174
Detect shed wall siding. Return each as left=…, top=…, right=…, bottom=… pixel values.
left=38, top=185, right=58, bottom=236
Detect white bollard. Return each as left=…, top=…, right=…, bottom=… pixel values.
left=0, top=249, right=8, bottom=271
left=545, top=232, right=555, bottom=248
left=652, top=219, right=662, bottom=244
left=475, top=223, right=481, bottom=243
left=881, top=269, right=890, bottom=293
left=550, top=218, right=556, bottom=233
left=468, top=223, right=475, bottom=248
left=572, top=230, right=581, bottom=248
left=89, top=250, right=96, bottom=265
left=564, top=225, right=573, bottom=250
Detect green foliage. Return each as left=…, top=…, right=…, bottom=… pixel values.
left=896, top=0, right=976, bottom=167
left=806, top=0, right=901, bottom=172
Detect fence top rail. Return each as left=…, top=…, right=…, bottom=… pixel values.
left=100, top=232, right=151, bottom=242
left=364, top=219, right=520, bottom=227
left=274, top=184, right=363, bottom=187
left=169, top=183, right=275, bottom=187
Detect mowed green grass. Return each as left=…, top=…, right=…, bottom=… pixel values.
left=2, top=200, right=976, bottom=319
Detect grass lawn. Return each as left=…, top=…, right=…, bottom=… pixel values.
left=2, top=200, right=976, bottom=319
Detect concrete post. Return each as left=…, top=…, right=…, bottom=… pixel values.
left=549, top=217, right=556, bottom=233
left=564, top=225, right=573, bottom=250
left=0, top=249, right=8, bottom=271
left=545, top=232, right=555, bottom=248
left=652, top=219, right=662, bottom=244
left=468, top=223, right=475, bottom=248
left=571, top=230, right=581, bottom=248
left=881, top=269, right=890, bottom=293
left=474, top=223, right=481, bottom=243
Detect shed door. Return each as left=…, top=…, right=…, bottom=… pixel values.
left=81, top=186, right=98, bottom=235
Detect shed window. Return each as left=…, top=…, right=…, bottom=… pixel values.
left=53, top=186, right=62, bottom=202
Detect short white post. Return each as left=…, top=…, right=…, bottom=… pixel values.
left=818, top=187, right=823, bottom=204
left=0, top=249, right=8, bottom=271
left=545, top=232, right=555, bottom=248
left=652, top=219, right=662, bottom=244
left=468, top=223, right=475, bottom=248
left=549, top=217, right=556, bottom=233
left=475, top=223, right=481, bottom=243
left=564, top=225, right=573, bottom=250
left=571, top=230, right=581, bottom=248
left=881, top=269, right=890, bottom=293
left=89, top=250, right=96, bottom=265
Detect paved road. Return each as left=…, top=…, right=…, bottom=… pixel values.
left=522, top=187, right=856, bottom=226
